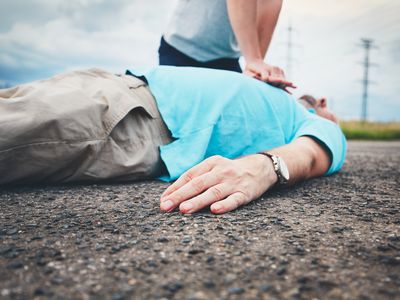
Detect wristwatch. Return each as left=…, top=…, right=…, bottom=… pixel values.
left=258, top=152, right=290, bottom=185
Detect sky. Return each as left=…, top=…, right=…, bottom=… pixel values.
left=0, top=0, right=399, bottom=121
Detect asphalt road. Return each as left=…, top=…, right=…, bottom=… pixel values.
left=0, top=141, right=399, bottom=300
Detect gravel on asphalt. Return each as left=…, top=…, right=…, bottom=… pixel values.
left=0, top=141, right=399, bottom=300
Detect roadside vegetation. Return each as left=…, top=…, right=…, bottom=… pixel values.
left=340, top=121, right=400, bottom=140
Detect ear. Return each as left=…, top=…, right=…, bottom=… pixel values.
left=317, top=97, right=327, bottom=108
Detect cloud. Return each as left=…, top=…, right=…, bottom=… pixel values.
left=0, top=0, right=398, bottom=121
left=0, top=0, right=176, bottom=85
left=267, top=0, right=400, bottom=121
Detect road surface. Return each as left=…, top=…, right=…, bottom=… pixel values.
left=1, top=141, right=399, bottom=300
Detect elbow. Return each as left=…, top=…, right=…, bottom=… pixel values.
left=314, top=148, right=331, bottom=178
left=304, top=137, right=331, bottom=179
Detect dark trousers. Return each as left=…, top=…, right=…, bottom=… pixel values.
left=158, top=37, right=242, bottom=73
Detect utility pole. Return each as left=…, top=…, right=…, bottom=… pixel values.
left=359, top=38, right=375, bottom=122
left=286, top=23, right=293, bottom=79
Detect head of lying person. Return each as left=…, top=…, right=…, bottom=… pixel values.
left=298, top=94, right=338, bottom=124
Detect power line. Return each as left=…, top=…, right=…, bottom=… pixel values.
left=286, top=23, right=293, bottom=78
left=359, top=38, right=377, bottom=122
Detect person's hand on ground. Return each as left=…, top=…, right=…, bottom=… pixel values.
left=244, top=59, right=296, bottom=94
left=160, top=154, right=278, bottom=214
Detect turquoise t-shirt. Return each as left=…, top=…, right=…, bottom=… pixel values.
left=141, top=66, right=347, bottom=181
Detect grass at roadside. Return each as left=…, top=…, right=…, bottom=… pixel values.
left=340, top=121, right=400, bottom=140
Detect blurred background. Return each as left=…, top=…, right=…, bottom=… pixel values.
left=0, top=0, right=399, bottom=122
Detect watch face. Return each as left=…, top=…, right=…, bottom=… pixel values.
left=278, top=157, right=290, bottom=181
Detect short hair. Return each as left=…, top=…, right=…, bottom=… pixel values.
left=299, top=95, right=317, bottom=107
left=298, top=94, right=318, bottom=109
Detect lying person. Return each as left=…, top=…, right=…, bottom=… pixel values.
left=0, top=66, right=346, bottom=214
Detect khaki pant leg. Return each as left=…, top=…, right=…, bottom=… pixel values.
left=0, top=69, right=172, bottom=185
left=70, top=75, right=173, bottom=183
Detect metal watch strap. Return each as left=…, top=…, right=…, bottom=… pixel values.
left=258, top=152, right=285, bottom=185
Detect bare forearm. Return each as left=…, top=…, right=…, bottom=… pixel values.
left=265, top=136, right=331, bottom=185
left=227, top=0, right=262, bottom=61
left=160, top=136, right=331, bottom=214
left=257, top=0, right=282, bottom=57
left=228, top=0, right=293, bottom=89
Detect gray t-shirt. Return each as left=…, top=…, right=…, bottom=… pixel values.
left=164, top=0, right=241, bottom=62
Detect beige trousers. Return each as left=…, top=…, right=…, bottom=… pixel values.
left=0, top=69, right=172, bottom=185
